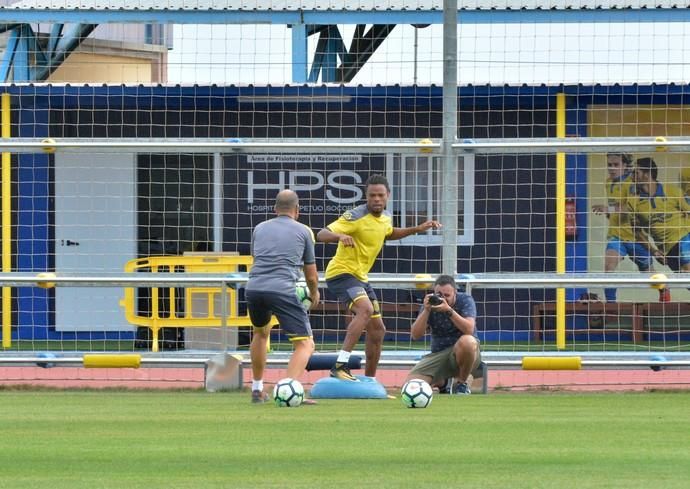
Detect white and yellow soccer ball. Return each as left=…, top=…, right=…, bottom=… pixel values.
left=295, top=281, right=313, bottom=310
left=273, top=378, right=305, bottom=407
left=401, top=378, right=433, bottom=408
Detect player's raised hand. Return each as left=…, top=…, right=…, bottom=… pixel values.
left=653, top=249, right=668, bottom=266
left=591, top=204, right=607, bottom=215
left=417, top=220, right=442, bottom=232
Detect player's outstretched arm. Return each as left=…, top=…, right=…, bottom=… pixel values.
left=652, top=249, right=668, bottom=266
left=387, top=220, right=442, bottom=241
left=316, top=228, right=355, bottom=247
left=629, top=215, right=665, bottom=264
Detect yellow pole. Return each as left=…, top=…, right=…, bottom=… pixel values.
left=1, top=93, right=12, bottom=348
left=522, top=356, right=581, bottom=370
left=83, top=354, right=142, bottom=369
left=556, top=93, right=566, bottom=349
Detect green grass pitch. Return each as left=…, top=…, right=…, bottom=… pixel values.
left=1, top=390, right=689, bottom=488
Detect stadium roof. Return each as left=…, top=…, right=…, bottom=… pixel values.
left=2, top=0, right=686, bottom=83
left=2, top=0, right=689, bottom=10
left=2, top=0, right=687, bottom=26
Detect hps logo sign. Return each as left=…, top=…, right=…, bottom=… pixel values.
left=246, top=155, right=364, bottom=205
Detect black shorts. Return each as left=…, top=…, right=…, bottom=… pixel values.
left=245, top=289, right=312, bottom=340
left=326, top=274, right=381, bottom=317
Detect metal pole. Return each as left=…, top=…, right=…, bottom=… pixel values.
left=220, top=281, right=228, bottom=354
left=442, top=0, right=458, bottom=276
left=213, top=152, right=223, bottom=252
left=413, top=27, right=418, bottom=85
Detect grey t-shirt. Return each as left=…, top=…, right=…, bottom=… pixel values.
left=247, top=215, right=316, bottom=292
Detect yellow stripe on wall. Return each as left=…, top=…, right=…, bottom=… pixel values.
left=556, top=93, right=566, bottom=350
left=1, top=93, right=12, bottom=348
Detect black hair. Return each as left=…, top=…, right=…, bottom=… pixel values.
left=365, top=174, right=390, bottom=192
left=635, top=157, right=658, bottom=181
left=434, top=274, right=456, bottom=288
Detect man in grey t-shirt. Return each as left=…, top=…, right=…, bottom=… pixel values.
left=246, top=190, right=320, bottom=403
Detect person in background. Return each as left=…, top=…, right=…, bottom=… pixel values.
left=627, top=157, right=690, bottom=274
left=592, top=153, right=669, bottom=302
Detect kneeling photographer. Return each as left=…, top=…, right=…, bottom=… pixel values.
left=404, top=274, right=481, bottom=395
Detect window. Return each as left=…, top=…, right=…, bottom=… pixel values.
left=386, top=154, right=474, bottom=246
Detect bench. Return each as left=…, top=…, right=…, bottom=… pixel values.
left=639, top=303, right=690, bottom=338
left=531, top=302, right=642, bottom=342
left=641, top=302, right=690, bottom=317
left=532, top=302, right=690, bottom=343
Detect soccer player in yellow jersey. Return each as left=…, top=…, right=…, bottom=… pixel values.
left=317, top=174, right=442, bottom=381
left=628, top=157, right=690, bottom=273
left=592, top=153, right=665, bottom=302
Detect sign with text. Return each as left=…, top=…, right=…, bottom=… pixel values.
left=223, top=153, right=385, bottom=250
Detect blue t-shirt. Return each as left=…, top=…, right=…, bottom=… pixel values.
left=424, top=291, right=477, bottom=353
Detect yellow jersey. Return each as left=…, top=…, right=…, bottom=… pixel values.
left=605, top=172, right=635, bottom=242
left=324, top=204, right=394, bottom=282
left=681, top=166, right=690, bottom=196
left=626, top=182, right=690, bottom=254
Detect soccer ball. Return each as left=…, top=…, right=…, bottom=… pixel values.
left=295, top=282, right=313, bottom=310
left=401, top=379, right=433, bottom=408
left=273, top=378, right=305, bottom=407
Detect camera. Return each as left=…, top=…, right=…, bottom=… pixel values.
left=427, top=293, right=445, bottom=306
